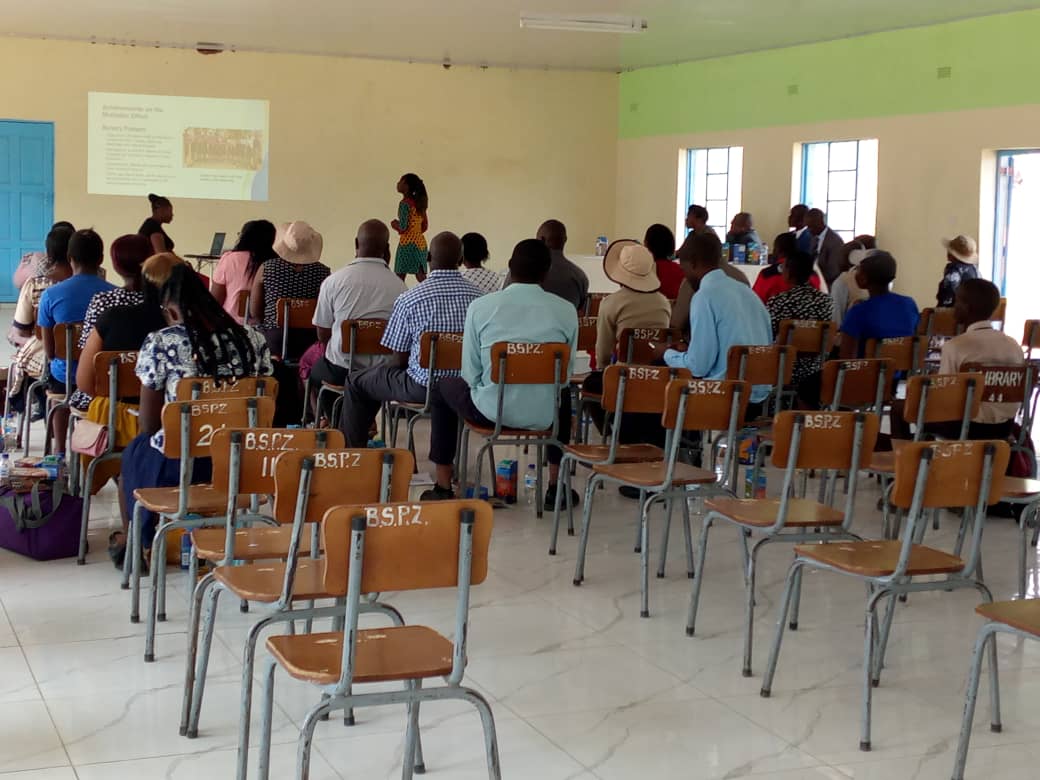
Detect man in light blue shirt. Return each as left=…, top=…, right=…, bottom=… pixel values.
left=656, top=232, right=773, bottom=409
left=423, top=239, right=579, bottom=508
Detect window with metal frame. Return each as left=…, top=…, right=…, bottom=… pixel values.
left=800, top=139, right=878, bottom=241
left=678, top=146, right=744, bottom=238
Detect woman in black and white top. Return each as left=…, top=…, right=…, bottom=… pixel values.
left=138, top=194, right=175, bottom=254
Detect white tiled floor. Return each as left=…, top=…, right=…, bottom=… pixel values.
left=0, top=432, right=1038, bottom=779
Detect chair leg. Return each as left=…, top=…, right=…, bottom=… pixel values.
left=463, top=688, right=503, bottom=780
left=472, top=441, right=491, bottom=501
left=954, top=508, right=969, bottom=559
left=639, top=494, right=659, bottom=618
left=572, top=475, right=600, bottom=585
left=788, top=564, right=804, bottom=631
left=180, top=572, right=215, bottom=736
left=952, top=624, right=1001, bottom=780
left=129, top=503, right=145, bottom=621
left=145, top=520, right=173, bottom=662
left=120, top=510, right=134, bottom=590
left=535, top=444, right=545, bottom=519
left=634, top=490, right=646, bottom=553
left=549, top=454, right=570, bottom=555
left=234, top=612, right=277, bottom=773
left=402, top=679, right=423, bottom=779
left=742, top=539, right=764, bottom=677
left=680, top=491, right=694, bottom=579
left=76, top=457, right=100, bottom=564
left=253, top=657, right=278, bottom=780
left=684, top=515, right=714, bottom=637
left=1019, top=509, right=1032, bottom=598
left=871, top=591, right=899, bottom=686
left=760, top=560, right=804, bottom=697
left=457, top=428, right=470, bottom=497
left=656, top=495, right=675, bottom=579
left=187, top=584, right=224, bottom=737
left=154, top=519, right=170, bottom=622
left=860, top=589, right=886, bottom=751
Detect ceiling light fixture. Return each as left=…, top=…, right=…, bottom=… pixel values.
left=519, top=15, right=647, bottom=34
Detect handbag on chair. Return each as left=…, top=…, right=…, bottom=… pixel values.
left=70, top=419, right=108, bottom=457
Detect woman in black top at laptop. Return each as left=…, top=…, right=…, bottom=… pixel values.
left=139, top=193, right=174, bottom=254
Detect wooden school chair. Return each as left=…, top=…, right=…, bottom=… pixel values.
left=181, top=448, right=412, bottom=753
left=310, top=318, right=391, bottom=427
left=584, top=292, right=607, bottom=317
left=74, top=350, right=140, bottom=565
left=386, top=331, right=463, bottom=462
left=1022, top=319, right=1040, bottom=362
left=24, top=321, right=82, bottom=457
left=776, top=318, right=838, bottom=368
left=275, top=296, right=319, bottom=363
left=616, top=326, right=685, bottom=366
left=573, top=378, right=749, bottom=619
left=570, top=316, right=598, bottom=442
left=685, top=411, right=880, bottom=677
left=952, top=599, right=1040, bottom=779
left=175, top=375, right=279, bottom=402
left=918, top=306, right=961, bottom=339
left=234, top=289, right=251, bottom=324
left=865, top=335, right=928, bottom=377
left=990, top=297, right=1007, bottom=331
left=458, top=341, right=571, bottom=519
left=819, top=358, right=894, bottom=414
left=128, top=396, right=275, bottom=661
left=963, top=362, right=1037, bottom=473
left=760, top=439, right=1009, bottom=753
left=549, top=364, right=691, bottom=555
left=250, top=500, right=499, bottom=780
left=725, top=344, right=795, bottom=419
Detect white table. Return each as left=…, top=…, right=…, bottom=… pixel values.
left=572, top=255, right=766, bottom=293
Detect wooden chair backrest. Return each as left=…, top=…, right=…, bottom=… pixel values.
left=210, top=427, right=346, bottom=496
left=272, top=448, right=414, bottom=525
left=161, top=396, right=275, bottom=459
left=771, top=411, right=881, bottom=470
left=991, top=298, right=1007, bottom=329
left=776, top=319, right=838, bottom=354
left=891, top=439, right=1009, bottom=510
left=585, top=293, right=607, bottom=317
left=275, top=297, right=318, bottom=329
left=340, top=319, right=393, bottom=358
left=53, top=322, right=84, bottom=362
left=489, top=342, right=570, bottom=385
left=91, top=350, right=140, bottom=398
left=726, top=345, right=795, bottom=386
left=601, top=365, right=691, bottom=415
left=819, top=358, right=895, bottom=408
left=662, top=378, right=749, bottom=432
left=576, top=317, right=598, bottom=353
left=865, top=336, right=928, bottom=374
left=235, top=290, right=250, bottom=320
left=418, top=332, right=464, bottom=371
left=175, top=375, right=279, bottom=401
left=1022, top=320, right=1040, bottom=356
left=617, top=327, right=684, bottom=365
left=919, top=307, right=959, bottom=338
left=962, top=363, right=1031, bottom=406
left=903, top=372, right=984, bottom=424
left=322, top=500, right=493, bottom=596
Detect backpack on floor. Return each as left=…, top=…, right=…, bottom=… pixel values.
left=0, top=479, right=84, bottom=561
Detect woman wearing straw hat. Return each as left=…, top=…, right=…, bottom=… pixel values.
left=937, top=234, right=980, bottom=307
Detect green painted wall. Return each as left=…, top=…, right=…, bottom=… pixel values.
left=619, top=9, right=1040, bottom=138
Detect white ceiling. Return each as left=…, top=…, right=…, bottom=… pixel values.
left=2, top=0, right=1036, bottom=70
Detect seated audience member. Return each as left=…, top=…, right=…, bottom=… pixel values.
left=645, top=223, right=684, bottom=300
left=460, top=232, right=503, bottom=294
left=752, top=232, right=823, bottom=304
left=120, top=259, right=272, bottom=562
left=338, top=232, right=481, bottom=447
left=420, top=239, right=578, bottom=508
left=892, top=279, right=1023, bottom=442
left=38, top=229, right=116, bottom=453
left=725, top=212, right=762, bottom=248
left=838, top=251, right=919, bottom=358
left=653, top=232, right=773, bottom=416
left=669, top=235, right=750, bottom=340
left=830, top=241, right=872, bottom=318
left=309, top=219, right=406, bottom=420
left=686, top=204, right=717, bottom=237
left=936, top=234, right=980, bottom=307
left=504, top=220, right=589, bottom=311
left=211, top=219, right=277, bottom=322
left=250, top=220, right=331, bottom=359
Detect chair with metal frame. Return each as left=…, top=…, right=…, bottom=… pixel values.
left=571, top=316, right=599, bottom=443
left=275, top=297, right=319, bottom=364
left=776, top=318, right=839, bottom=381
left=309, top=318, right=391, bottom=428
left=819, top=358, right=894, bottom=414
left=952, top=598, right=1040, bottom=779
left=963, top=362, right=1037, bottom=473
left=584, top=292, right=607, bottom=317
left=864, top=335, right=928, bottom=377
left=617, top=326, right=684, bottom=366
left=128, top=396, right=275, bottom=662
left=918, top=306, right=961, bottom=339
left=1023, top=319, right=1040, bottom=362
left=235, top=290, right=251, bottom=324
left=174, top=375, right=279, bottom=403
left=457, top=342, right=571, bottom=519
left=990, top=297, right=1007, bottom=332
left=685, top=410, right=881, bottom=677
left=250, top=500, right=499, bottom=780
left=75, top=350, right=140, bottom=565
left=549, top=363, right=691, bottom=555
left=181, top=447, right=412, bottom=759
left=760, top=438, right=1009, bottom=753
left=573, top=378, right=749, bottom=618
left=24, top=321, right=82, bottom=457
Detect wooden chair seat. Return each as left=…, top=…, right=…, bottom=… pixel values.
left=465, top=423, right=552, bottom=438
left=705, top=497, right=845, bottom=528
left=132, top=485, right=257, bottom=515
left=191, top=525, right=317, bottom=563
left=320, top=381, right=344, bottom=392
left=45, top=390, right=65, bottom=401
left=570, top=372, right=591, bottom=386
left=69, top=407, right=87, bottom=419
left=212, top=558, right=327, bottom=602
left=564, top=443, right=664, bottom=464
left=591, top=461, right=716, bottom=487
left=867, top=440, right=910, bottom=474
left=578, top=390, right=602, bottom=402
left=391, top=401, right=425, bottom=411
left=794, top=540, right=964, bottom=577
left=975, top=599, right=1040, bottom=637
left=266, top=625, right=454, bottom=685
left=1002, top=477, right=1040, bottom=500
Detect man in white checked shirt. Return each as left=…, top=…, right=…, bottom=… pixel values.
left=337, top=231, right=482, bottom=446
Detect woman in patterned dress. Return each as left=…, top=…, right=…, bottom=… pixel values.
left=391, top=173, right=429, bottom=282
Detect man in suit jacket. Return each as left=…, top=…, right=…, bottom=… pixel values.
left=806, top=208, right=846, bottom=287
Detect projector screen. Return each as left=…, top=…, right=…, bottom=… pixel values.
left=87, top=92, right=269, bottom=201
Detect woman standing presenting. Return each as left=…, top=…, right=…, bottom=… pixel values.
left=391, top=173, right=429, bottom=282
left=138, top=194, right=175, bottom=254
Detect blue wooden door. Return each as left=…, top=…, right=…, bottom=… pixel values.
left=0, top=121, right=54, bottom=303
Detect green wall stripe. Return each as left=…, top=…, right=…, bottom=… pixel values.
left=619, top=9, right=1040, bottom=139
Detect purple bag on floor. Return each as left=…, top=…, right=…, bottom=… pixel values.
left=0, top=481, right=84, bottom=561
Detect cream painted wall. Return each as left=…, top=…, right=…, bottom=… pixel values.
left=615, top=105, right=1040, bottom=307
left=0, top=37, right=617, bottom=275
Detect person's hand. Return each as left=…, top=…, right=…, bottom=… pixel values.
left=649, top=341, right=672, bottom=362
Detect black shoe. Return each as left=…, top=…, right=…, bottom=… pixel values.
left=420, top=484, right=456, bottom=501
left=544, top=483, right=581, bottom=511
left=618, top=485, right=642, bottom=500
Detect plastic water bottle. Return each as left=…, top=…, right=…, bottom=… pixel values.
left=523, top=464, right=537, bottom=505
left=0, top=453, right=11, bottom=484
left=180, top=532, right=192, bottom=570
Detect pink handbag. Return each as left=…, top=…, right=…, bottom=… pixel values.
left=70, top=420, right=109, bottom=457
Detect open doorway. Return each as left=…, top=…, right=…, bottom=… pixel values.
left=993, top=150, right=1040, bottom=341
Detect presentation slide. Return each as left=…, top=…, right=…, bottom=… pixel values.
left=87, top=92, right=270, bottom=201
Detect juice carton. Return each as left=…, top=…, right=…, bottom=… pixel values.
left=736, top=432, right=758, bottom=466
left=744, top=468, right=767, bottom=499
left=495, top=459, right=519, bottom=504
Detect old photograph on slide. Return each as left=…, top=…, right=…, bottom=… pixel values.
left=183, top=128, right=264, bottom=171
